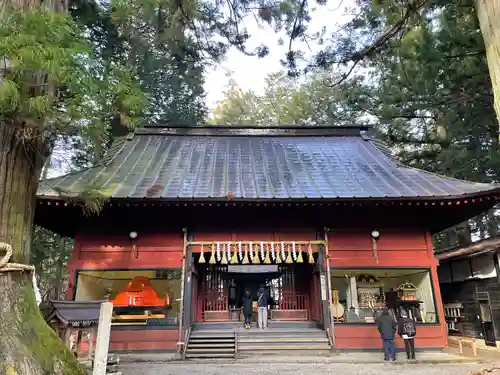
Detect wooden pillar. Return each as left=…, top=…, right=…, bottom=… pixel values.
left=87, top=326, right=97, bottom=361
left=93, top=302, right=114, bottom=375
left=63, top=326, right=72, bottom=348
left=426, top=231, right=448, bottom=348
left=182, top=230, right=194, bottom=330
left=316, top=230, right=330, bottom=330
left=75, top=329, right=83, bottom=357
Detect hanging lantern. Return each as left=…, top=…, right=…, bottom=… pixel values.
left=199, top=244, right=206, bottom=264
left=252, top=242, right=260, bottom=264
left=209, top=244, right=216, bottom=264
left=230, top=243, right=239, bottom=264
left=264, top=243, right=271, bottom=264
left=296, top=243, right=304, bottom=263
left=221, top=243, right=228, bottom=264
left=307, top=243, right=314, bottom=264
left=285, top=243, right=293, bottom=264
left=242, top=244, right=250, bottom=264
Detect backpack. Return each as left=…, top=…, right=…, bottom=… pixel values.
left=404, top=320, right=416, bottom=337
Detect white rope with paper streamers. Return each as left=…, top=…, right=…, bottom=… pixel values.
left=226, top=243, right=231, bottom=260
left=249, top=242, right=254, bottom=261
left=292, top=241, right=297, bottom=261
left=238, top=242, right=243, bottom=261
left=270, top=242, right=276, bottom=261
left=216, top=242, right=221, bottom=262
left=0, top=243, right=41, bottom=306
left=260, top=241, right=265, bottom=261
left=280, top=242, right=286, bottom=260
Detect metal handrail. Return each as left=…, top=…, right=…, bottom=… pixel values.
left=234, top=330, right=238, bottom=359
left=182, top=326, right=192, bottom=360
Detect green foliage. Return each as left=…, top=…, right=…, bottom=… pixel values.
left=333, top=0, right=500, bottom=249
left=0, top=8, right=147, bottom=146
left=210, top=71, right=367, bottom=125
left=30, top=227, right=73, bottom=301
left=68, top=0, right=208, bottom=167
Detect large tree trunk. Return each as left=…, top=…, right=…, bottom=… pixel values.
left=475, top=0, right=500, bottom=129
left=0, top=125, right=85, bottom=375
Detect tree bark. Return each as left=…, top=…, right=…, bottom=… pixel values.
left=0, top=124, right=85, bottom=375
left=475, top=0, right=500, bottom=129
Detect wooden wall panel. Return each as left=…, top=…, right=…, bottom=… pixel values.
left=109, top=329, right=177, bottom=352
left=328, top=230, right=435, bottom=268
left=334, top=325, right=445, bottom=349
left=70, top=232, right=184, bottom=270
left=191, top=229, right=316, bottom=252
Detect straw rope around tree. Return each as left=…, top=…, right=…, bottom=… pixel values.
left=0, top=242, right=35, bottom=272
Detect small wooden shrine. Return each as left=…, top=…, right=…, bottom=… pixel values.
left=44, top=300, right=104, bottom=359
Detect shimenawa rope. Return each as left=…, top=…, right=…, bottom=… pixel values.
left=0, top=242, right=42, bottom=305
left=0, top=242, right=35, bottom=272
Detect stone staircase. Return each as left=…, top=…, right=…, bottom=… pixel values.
left=185, top=329, right=236, bottom=359
left=185, top=322, right=330, bottom=359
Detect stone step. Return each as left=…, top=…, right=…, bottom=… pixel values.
left=239, top=337, right=329, bottom=343
left=189, top=343, right=236, bottom=348
left=192, top=321, right=320, bottom=330
left=189, top=338, right=236, bottom=343
left=185, top=353, right=235, bottom=359
left=238, top=349, right=332, bottom=357
left=194, top=329, right=325, bottom=335
left=238, top=344, right=331, bottom=351
left=187, top=348, right=235, bottom=353
left=190, top=333, right=235, bottom=338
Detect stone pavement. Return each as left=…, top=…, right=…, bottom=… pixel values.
left=116, top=351, right=483, bottom=364
left=120, top=360, right=500, bottom=375
left=117, top=351, right=500, bottom=375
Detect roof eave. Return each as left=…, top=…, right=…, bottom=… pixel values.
left=36, top=188, right=500, bottom=203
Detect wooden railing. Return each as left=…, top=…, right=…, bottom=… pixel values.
left=279, top=293, right=309, bottom=311
left=197, top=295, right=229, bottom=321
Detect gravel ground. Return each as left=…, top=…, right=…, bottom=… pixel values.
left=120, top=361, right=500, bottom=375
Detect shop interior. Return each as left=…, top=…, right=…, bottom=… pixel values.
left=74, top=269, right=181, bottom=325
left=330, top=268, right=437, bottom=324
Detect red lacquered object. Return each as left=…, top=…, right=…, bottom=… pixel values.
left=110, top=276, right=170, bottom=307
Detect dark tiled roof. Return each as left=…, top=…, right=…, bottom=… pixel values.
left=45, top=300, right=106, bottom=327
left=435, top=235, right=500, bottom=262
left=38, top=128, right=499, bottom=200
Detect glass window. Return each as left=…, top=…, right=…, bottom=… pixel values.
left=330, top=268, right=438, bottom=324
left=74, top=269, right=182, bottom=324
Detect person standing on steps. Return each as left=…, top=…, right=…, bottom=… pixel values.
left=242, top=289, right=253, bottom=329
left=398, top=309, right=417, bottom=360
left=376, top=307, right=397, bottom=361
left=257, top=284, right=269, bottom=329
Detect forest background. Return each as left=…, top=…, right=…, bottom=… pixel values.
left=27, top=0, right=498, bottom=306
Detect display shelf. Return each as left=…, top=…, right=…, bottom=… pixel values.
left=444, top=303, right=464, bottom=332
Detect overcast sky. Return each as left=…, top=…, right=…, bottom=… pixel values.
left=204, top=0, right=355, bottom=109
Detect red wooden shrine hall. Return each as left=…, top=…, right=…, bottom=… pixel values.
left=34, top=125, right=500, bottom=354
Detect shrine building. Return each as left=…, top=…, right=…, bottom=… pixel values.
left=35, top=125, right=500, bottom=356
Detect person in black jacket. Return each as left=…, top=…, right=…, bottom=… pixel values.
left=242, top=289, right=253, bottom=329
left=398, top=309, right=417, bottom=360
left=375, top=307, right=397, bottom=361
